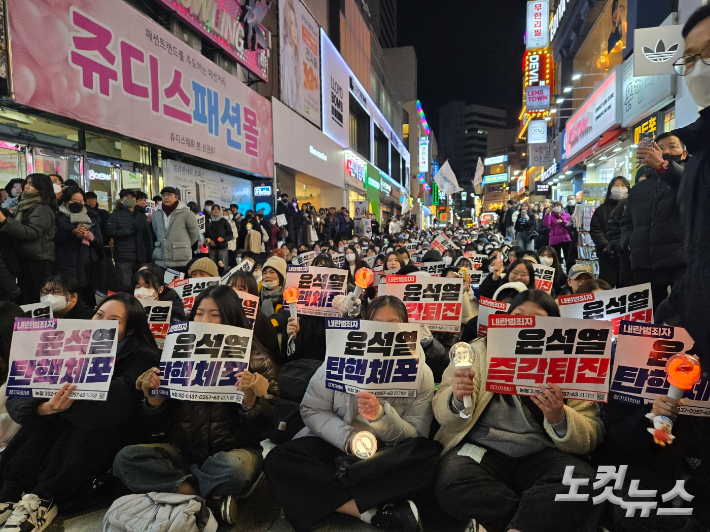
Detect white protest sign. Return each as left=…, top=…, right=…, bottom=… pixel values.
left=7, top=318, right=119, bottom=401
left=292, top=251, right=316, bottom=266
left=486, top=315, right=613, bottom=402
left=145, top=200, right=156, bottom=216
left=197, top=214, right=206, bottom=234
left=431, top=232, right=459, bottom=255
left=414, top=262, right=446, bottom=276
left=171, top=277, right=221, bottom=314
left=276, top=214, right=287, bottom=227
left=235, top=290, right=260, bottom=329
left=21, top=303, right=53, bottom=319
left=324, top=318, right=421, bottom=398
left=139, top=299, right=172, bottom=348
left=460, top=253, right=487, bottom=270
left=557, top=283, right=653, bottom=334
left=284, top=265, right=348, bottom=317
left=477, top=297, right=509, bottom=337
left=151, top=321, right=253, bottom=403
left=220, top=260, right=253, bottom=284
left=383, top=275, right=463, bottom=332
left=532, top=263, right=556, bottom=293
left=362, top=255, right=376, bottom=268
left=164, top=267, right=185, bottom=285
left=612, top=321, right=709, bottom=416
left=331, top=252, right=345, bottom=268
left=404, top=243, right=418, bottom=252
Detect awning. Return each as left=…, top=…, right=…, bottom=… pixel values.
left=561, top=128, right=626, bottom=172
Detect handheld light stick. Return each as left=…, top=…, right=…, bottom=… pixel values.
left=450, top=342, right=475, bottom=409
left=283, top=287, right=300, bottom=319
left=353, top=268, right=375, bottom=299
left=350, top=430, right=378, bottom=459
left=646, top=353, right=701, bottom=446
left=458, top=267, right=471, bottom=284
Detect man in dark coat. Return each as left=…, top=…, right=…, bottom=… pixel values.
left=276, top=193, right=296, bottom=246
left=105, top=189, right=153, bottom=291
left=624, top=133, right=688, bottom=309
left=590, top=178, right=629, bottom=288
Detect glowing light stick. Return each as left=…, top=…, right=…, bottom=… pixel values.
left=350, top=431, right=377, bottom=459
left=353, top=268, right=375, bottom=299
left=450, top=342, right=475, bottom=409
left=646, top=353, right=701, bottom=446
left=283, top=287, right=300, bottom=319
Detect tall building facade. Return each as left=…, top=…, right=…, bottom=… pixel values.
left=364, top=0, right=398, bottom=49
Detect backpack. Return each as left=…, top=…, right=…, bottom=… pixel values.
left=103, top=492, right=217, bottom=532
left=269, top=359, right=322, bottom=443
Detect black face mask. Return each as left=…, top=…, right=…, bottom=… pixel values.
left=663, top=153, right=684, bottom=164
left=67, top=203, right=84, bottom=213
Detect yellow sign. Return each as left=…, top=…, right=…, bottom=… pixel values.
left=634, top=117, right=657, bottom=144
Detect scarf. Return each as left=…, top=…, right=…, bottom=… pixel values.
left=260, top=285, right=283, bottom=317
left=59, top=203, right=93, bottom=225
left=162, top=201, right=179, bottom=217
left=211, top=211, right=223, bottom=222
left=14, top=193, right=43, bottom=223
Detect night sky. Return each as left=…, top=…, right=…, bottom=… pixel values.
left=397, top=0, right=529, bottom=134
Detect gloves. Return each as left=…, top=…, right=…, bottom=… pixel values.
left=342, top=292, right=362, bottom=317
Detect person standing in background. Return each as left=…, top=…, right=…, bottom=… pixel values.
left=152, top=187, right=200, bottom=272
left=590, top=178, right=630, bottom=288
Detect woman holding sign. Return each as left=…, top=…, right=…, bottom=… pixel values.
left=264, top=296, right=436, bottom=532
left=115, top=286, right=278, bottom=525
left=433, top=290, right=604, bottom=532
left=479, top=259, right=536, bottom=300
left=0, top=293, right=159, bottom=530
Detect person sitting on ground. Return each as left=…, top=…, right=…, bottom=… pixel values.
left=132, top=269, right=187, bottom=323
left=558, top=263, right=596, bottom=296
left=188, top=257, right=220, bottom=279
left=478, top=259, right=536, bottom=299
left=39, top=275, right=95, bottom=319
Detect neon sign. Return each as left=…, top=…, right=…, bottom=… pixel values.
left=416, top=100, right=431, bottom=136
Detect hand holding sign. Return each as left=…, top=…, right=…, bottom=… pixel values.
left=357, top=391, right=383, bottom=421
left=236, top=370, right=269, bottom=408
left=37, top=383, right=77, bottom=415
left=137, top=367, right=164, bottom=407
left=529, top=383, right=565, bottom=424
left=450, top=342, right=475, bottom=409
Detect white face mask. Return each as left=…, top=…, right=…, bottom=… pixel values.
left=686, top=60, right=710, bottom=109
left=338, top=246, right=345, bottom=253
left=134, top=287, right=156, bottom=300
left=270, top=220, right=276, bottom=225
left=345, top=253, right=356, bottom=263
left=567, top=200, right=575, bottom=207
left=443, top=256, right=452, bottom=266
left=263, top=280, right=279, bottom=290
left=52, top=183, right=62, bottom=194
left=610, top=186, right=628, bottom=200
left=40, top=294, right=69, bottom=312
left=540, top=256, right=554, bottom=267
left=553, top=206, right=562, bottom=213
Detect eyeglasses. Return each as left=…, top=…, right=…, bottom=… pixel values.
left=40, top=288, right=67, bottom=296
left=673, top=44, right=710, bottom=76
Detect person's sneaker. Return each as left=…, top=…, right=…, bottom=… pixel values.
left=370, top=500, right=421, bottom=532
left=2, top=494, right=56, bottom=532
left=465, top=519, right=488, bottom=532
left=0, top=504, right=13, bottom=527
left=207, top=495, right=238, bottom=525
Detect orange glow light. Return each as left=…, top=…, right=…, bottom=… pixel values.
left=354, top=268, right=375, bottom=289
left=666, top=354, right=702, bottom=390
left=283, top=287, right=300, bottom=304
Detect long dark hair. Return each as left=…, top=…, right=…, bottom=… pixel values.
left=24, top=173, right=56, bottom=209
left=96, top=293, right=159, bottom=351
left=605, top=176, right=630, bottom=202
left=133, top=270, right=162, bottom=294
left=343, top=245, right=365, bottom=285
left=312, top=253, right=336, bottom=268
left=60, top=186, right=85, bottom=205
left=0, top=302, right=25, bottom=385
left=506, top=259, right=536, bottom=290
left=538, top=246, right=566, bottom=287
left=364, top=295, right=408, bottom=323
left=227, top=270, right=259, bottom=296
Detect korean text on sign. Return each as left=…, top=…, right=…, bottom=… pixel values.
left=7, top=319, right=119, bottom=401
left=220, top=260, right=253, bottom=284
left=284, top=266, right=347, bottom=317
left=172, top=277, right=221, bottom=314
left=533, top=264, right=556, bottom=293
left=477, top=297, right=510, bottom=337
left=611, top=321, right=710, bottom=416
left=485, top=315, right=613, bottom=402
left=139, top=299, right=172, bottom=347
left=558, top=283, right=653, bottom=334
left=413, top=262, right=445, bottom=276
left=383, top=275, right=463, bottom=332
left=21, top=303, right=53, bottom=320
left=151, top=321, right=253, bottom=403
left=430, top=232, right=459, bottom=255
left=324, top=319, right=421, bottom=398
left=235, top=291, right=260, bottom=329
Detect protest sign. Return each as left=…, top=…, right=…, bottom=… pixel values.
left=284, top=266, right=347, bottom=317
left=404, top=243, right=418, bottom=252
left=151, top=321, right=253, bottom=403
left=145, top=200, right=156, bottom=216
left=164, top=267, right=185, bottom=285
left=139, top=299, right=172, bottom=347
left=431, top=232, right=459, bottom=255
left=7, top=318, right=119, bottom=400
left=196, top=215, right=206, bottom=234
left=486, top=315, right=613, bottom=402
left=362, top=255, right=376, bottom=268
left=220, top=260, right=253, bottom=284
left=276, top=214, right=287, bottom=227
left=477, top=297, right=509, bottom=337
left=324, top=318, right=421, bottom=398
left=383, top=275, right=463, bottom=332
left=21, top=303, right=53, bottom=319
left=292, top=251, right=316, bottom=266
left=533, top=264, right=556, bottom=293
left=235, top=291, right=260, bottom=328
left=331, top=252, right=345, bottom=268
left=611, top=321, right=709, bottom=415
left=171, top=277, right=221, bottom=314
left=413, top=262, right=446, bottom=276
left=558, top=283, right=653, bottom=334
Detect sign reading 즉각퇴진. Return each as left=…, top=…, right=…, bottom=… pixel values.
left=7, top=319, right=120, bottom=401
left=324, top=319, right=421, bottom=398
left=383, top=275, right=463, bottom=332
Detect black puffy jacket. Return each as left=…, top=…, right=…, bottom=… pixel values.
left=207, top=216, right=233, bottom=249
left=589, top=198, right=621, bottom=254
left=105, top=205, right=153, bottom=264
left=0, top=203, right=55, bottom=262
left=620, top=165, right=688, bottom=271
left=147, top=345, right=278, bottom=464
left=54, top=210, right=103, bottom=287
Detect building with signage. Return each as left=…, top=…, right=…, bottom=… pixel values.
left=0, top=0, right=277, bottom=213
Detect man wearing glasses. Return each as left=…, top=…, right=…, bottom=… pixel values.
left=651, top=6, right=710, bottom=369
left=151, top=187, right=200, bottom=272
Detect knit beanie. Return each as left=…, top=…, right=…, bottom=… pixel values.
left=188, top=257, right=219, bottom=278
left=263, top=256, right=287, bottom=284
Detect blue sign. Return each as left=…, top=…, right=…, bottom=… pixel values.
left=482, top=173, right=508, bottom=185
left=254, top=186, right=272, bottom=196
left=432, top=159, right=440, bottom=176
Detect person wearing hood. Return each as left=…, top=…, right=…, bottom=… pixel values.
left=152, top=187, right=200, bottom=271
left=223, top=206, right=239, bottom=266
left=105, top=189, right=153, bottom=291
left=1, top=179, right=23, bottom=212
left=205, top=204, right=233, bottom=272
left=589, top=177, right=630, bottom=288
left=48, top=174, right=64, bottom=202
left=622, top=133, right=689, bottom=309
left=84, top=191, right=109, bottom=238
left=259, top=255, right=289, bottom=335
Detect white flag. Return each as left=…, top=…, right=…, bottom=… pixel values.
left=473, top=157, right=484, bottom=195
left=433, top=160, right=463, bottom=196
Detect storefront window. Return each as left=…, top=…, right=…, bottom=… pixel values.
left=295, top=180, right=322, bottom=210
left=32, top=150, right=81, bottom=183
left=87, top=161, right=117, bottom=212
left=585, top=139, right=633, bottom=184
left=0, top=147, right=25, bottom=189
left=663, top=108, right=676, bottom=134
left=86, top=132, right=151, bottom=165
left=0, top=111, right=79, bottom=150
left=572, top=0, right=627, bottom=106
left=348, top=190, right=365, bottom=215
